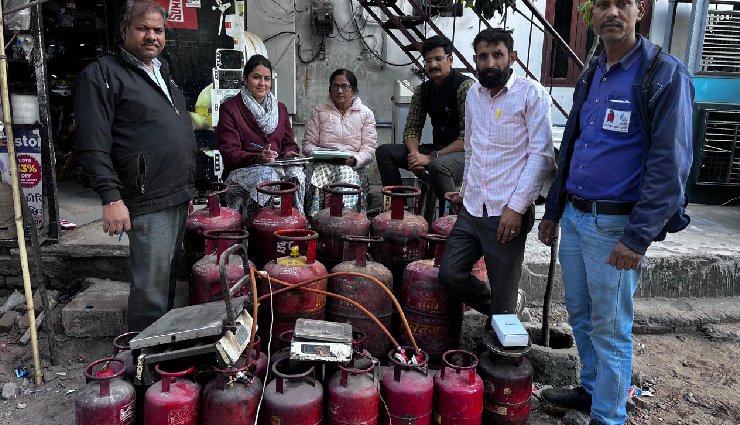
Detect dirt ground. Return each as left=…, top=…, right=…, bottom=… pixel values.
left=0, top=303, right=738, bottom=425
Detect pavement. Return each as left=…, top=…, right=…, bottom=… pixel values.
left=45, top=180, right=740, bottom=300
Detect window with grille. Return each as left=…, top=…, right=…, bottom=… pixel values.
left=698, top=110, right=740, bottom=184
left=701, top=1, right=740, bottom=74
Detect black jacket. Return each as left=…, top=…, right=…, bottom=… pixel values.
left=74, top=48, right=196, bottom=216
left=419, top=69, right=471, bottom=149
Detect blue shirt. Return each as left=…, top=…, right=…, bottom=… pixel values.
left=120, top=48, right=173, bottom=105
left=566, top=39, right=644, bottom=202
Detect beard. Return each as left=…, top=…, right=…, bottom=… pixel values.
left=478, top=67, right=511, bottom=88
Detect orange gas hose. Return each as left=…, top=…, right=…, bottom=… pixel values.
left=252, top=268, right=416, bottom=351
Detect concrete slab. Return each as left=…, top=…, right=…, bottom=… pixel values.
left=521, top=204, right=740, bottom=304
left=62, top=278, right=190, bottom=337
left=62, top=279, right=129, bottom=337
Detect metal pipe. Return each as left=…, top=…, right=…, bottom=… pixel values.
left=0, top=1, right=43, bottom=386
left=685, top=0, right=710, bottom=74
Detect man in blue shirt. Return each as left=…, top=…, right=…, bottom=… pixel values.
left=538, top=1, right=694, bottom=424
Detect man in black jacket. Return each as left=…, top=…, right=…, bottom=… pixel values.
left=74, top=0, right=197, bottom=331
left=375, top=35, right=472, bottom=201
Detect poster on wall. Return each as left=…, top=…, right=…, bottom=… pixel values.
left=155, top=0, right=199, bottom=30
left=0, top=126, right=43, bottom=228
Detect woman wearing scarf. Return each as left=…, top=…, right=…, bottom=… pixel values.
left=301, top=69, right=377, bottom=217
left=217, top=55, right=306, bottom=218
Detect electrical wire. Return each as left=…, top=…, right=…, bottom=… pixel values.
left=251, top=271, right=273, bottom=425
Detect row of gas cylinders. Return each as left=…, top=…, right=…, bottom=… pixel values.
left=77, top=336, right=533, bottom=425
left=183, top=182, right=486, bottom=365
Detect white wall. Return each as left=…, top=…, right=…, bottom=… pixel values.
left=247, top=0, right=693, bottom=133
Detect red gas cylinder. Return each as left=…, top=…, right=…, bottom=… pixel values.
left=380, top=347, right=434, bottom=425
left=247, top=181, right=308, bottom=268
left=400, top=234, right=463, bottom=368
left=328, top=235, right=393, bottom=358
left=477, top=335, right=533, bottom=425
left=76, top=358, right=136, bottom=425
left=371, top=186, right=428, bottom=308
left=431, top=192, right=487, bottom=282
left=328, top=352, right=379, bottom=425
left=238, top=334, right=268, bottom=383
left=259, top=229, right=327, bottom=352
left=313, top=183, right=371, bottom=269
left=112, top=332, right=138, bottom=382
left=371, top=185, right=428, bottom=266
left=262, top=358, right=324, bottom=425
left=434, top=350, right=484, bottom=425
left=143, top=365, right=199, bottom=425
left=190, top=229, right=253, bottom=305
left=201, top=364, right=263, bottom=425
left=184, top=183, right=243, bottom=271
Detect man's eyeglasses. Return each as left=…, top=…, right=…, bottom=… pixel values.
left=423, top=55, right=449, bottom=65
left=330, top=84, right=353, bottom=92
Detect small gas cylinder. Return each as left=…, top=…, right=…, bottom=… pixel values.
left=112, top=332, right=139, bottom=382
left=431, top=192, right=487, bottom=282
left=143, top=365, right=199, bottom=425
left=380, top=347, right=434, bottom=425
left=261, top=358, right=324, bottom=425
left=400, top=234, right=463, bottom=368
left=201, top=364, right=263, bottom=425
left=328, top=352, right=379, bottom=425
left=238, top=334, right=268, bottom=383
left=190, top=229, right=253, bottom=305
left=247, top=181, right=308, bottom=268
left=76, top=358, right=136, bottom=425
left=313, top=183, right=371, bottom=269
left=434, top=350, right=484, bottom=425
left=328, top=235, right=393, bottom=358
left=477, top=335, right=533, bottom=425
left=184, top=183, right=243, bottom=270
left=259, top=229, right=327, bottom=351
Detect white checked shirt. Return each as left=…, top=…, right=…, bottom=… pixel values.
left=460, top=71, right=555, bottom=217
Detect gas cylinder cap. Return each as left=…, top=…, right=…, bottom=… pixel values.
left=290, top=246, right=300, bottom=257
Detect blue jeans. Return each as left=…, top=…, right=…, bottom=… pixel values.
left=559, top=202, right=640, bottom=425
left=127, top=202, right=189, bottom=331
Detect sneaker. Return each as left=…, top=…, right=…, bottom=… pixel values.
left=540, top=386, right=592, bottom=412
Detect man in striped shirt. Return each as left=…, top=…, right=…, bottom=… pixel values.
left=439, top=28, right=555, bottom=321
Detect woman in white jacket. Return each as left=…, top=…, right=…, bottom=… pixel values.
left=302, top=69, right=377, bottom=217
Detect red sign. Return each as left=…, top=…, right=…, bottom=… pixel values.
left=16, top=154, right=41, bottom=189
left=156, top=0, right=198, bottom=30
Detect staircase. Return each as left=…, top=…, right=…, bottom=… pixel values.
left=358, top=0, right=584, bottom=119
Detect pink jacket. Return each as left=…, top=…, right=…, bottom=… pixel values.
left=301, top=97, right=377, bottom=169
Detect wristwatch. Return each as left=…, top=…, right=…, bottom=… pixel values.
left=430, top=151, right=439, bottom=159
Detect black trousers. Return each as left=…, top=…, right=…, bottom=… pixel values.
left=375, top=143, right=465, bottom=200
left=439, top=205, right=535, bottom=317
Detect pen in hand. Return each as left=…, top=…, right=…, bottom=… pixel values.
left=250, top=142, right=278, bottom=162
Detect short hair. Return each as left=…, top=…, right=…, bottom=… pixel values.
left=472, top=28, right=514, bottom=54
left=329, top=69, right=358, bottom=93
left=120, top=0, right=167, bottom=29
left=243, top=54, right=273, bottom=76
left=421, top=35, right=453, bottom=57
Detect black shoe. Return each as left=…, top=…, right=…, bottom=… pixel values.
left=540, top=386, right=592, bottom=412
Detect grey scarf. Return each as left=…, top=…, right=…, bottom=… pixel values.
left=241, top=88, right=279, bottom=135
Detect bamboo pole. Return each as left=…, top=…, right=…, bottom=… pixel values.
left=0, top=2, right=43, bottom=386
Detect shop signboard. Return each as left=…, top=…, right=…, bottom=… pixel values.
left=0, top=125, right=43, bottom=228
